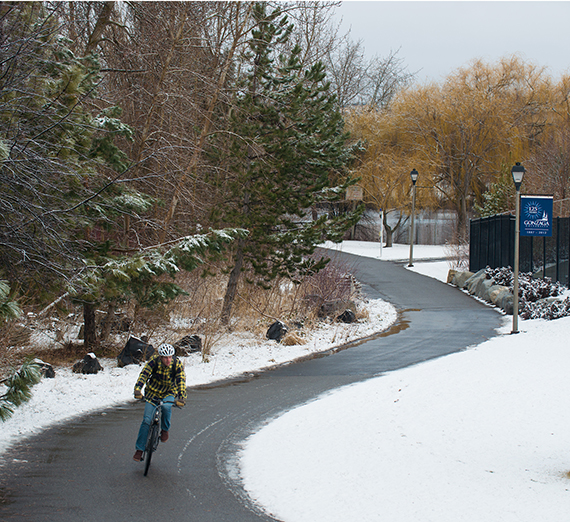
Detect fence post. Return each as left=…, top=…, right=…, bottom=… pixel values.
left=556, top=217, right=560, bottom=282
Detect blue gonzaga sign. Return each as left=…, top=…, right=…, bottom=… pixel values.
left=520, top=195, right=553, bottom=237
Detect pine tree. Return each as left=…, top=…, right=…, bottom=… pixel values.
left=209, top=3, right=362, bottom=324
left=0, top=2, right=133, bottom=291
left=0, top=359, right=42, bottom=422
left=474, top=169, right=515, bottom=217
left=70, top=227, right=248, bottom=345
left=0, top=280, right=21, bottom=322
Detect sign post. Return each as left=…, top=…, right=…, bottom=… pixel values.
left=511, top=163, right=525, bottom=334
left=345, top=186, right=363, bottom=241
left=379, top=208, right=383, bottom=258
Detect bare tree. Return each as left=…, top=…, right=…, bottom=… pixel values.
left=365, top=49, right=415, bottom=109
left=281, top=0, right=340, bottom=68
left=526, top=126, right=570, bottom=216
left=326, top=35, right=368, bottom=108
left=325, top=33, right=414, bottom=110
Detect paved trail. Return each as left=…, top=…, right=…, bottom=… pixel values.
left=0, top=252, right=503, bottom=521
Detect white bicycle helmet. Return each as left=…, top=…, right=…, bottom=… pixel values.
left=157, top=343, right=175, bottom=357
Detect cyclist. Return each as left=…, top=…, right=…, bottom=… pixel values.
left=133, top=343, right=186, bottom=462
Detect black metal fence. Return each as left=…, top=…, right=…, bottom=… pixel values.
left=470, top=215, right=570, bottom=285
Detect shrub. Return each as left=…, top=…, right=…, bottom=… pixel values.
left=485, top=266, right=569, bottom=320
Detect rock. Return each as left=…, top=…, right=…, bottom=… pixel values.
left=33, top=358, right=55, bottom=378
left=450, top=269, right=514, bottom=315
left=72, top=353, right=102, bottom=374
left=489, top=285, right=511, bottom=307
left=465, top=269, right=488, bottom=295
left=501, top=294, right=514, bottom=315
left=117, top=336, right=154, bottom=367
left=452, top=270, right=475, bottom=288
left=337, top=309, right=357, bottom=323
left=173, top=334, right=202, bottom=356
left=319, top=300, right=356, bottom=318
left=266, top=321, right=288, bottom=342
left=475, top=277, right=493, bottom=301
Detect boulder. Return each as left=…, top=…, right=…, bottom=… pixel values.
left=266, top=321, right=288, bottom=342
left=450, top=269, right=515, bottom=315
left=173, top=334, right=202, bottom=356
left=452, top=270, right=475, bottom=289
left=489, top=285, right=511, bottom=307
left=337, top=309, right=357, bottom=323
left=117, top=336, right=154, bottom=367
left=33, top=358, right=55, bottom=378
left=474, top=277, right=494, bottom=301
left=465, top=269, right=488, bottom=295
left=500, top=294, right=515, bottom=315
left=72, top=353, right=102, bottom=374
left=319, top=300, right=356, bottom=318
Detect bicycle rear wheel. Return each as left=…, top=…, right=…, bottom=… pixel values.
left=143, top=423, right=159, bottom=477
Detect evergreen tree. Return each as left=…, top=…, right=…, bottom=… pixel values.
left=0, top=280, right=21, bottom=322
left=71, top=227, right=247, bottom=346
left=209, top=4, right=362, bottom=324
left=0, top=2, right=133, bottom=293
left=0, top=359, right=42, bottom=422
left=474, top=170, right=515, bottom=217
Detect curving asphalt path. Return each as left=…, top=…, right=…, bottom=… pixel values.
left=0, top=251, right=504, bottom=521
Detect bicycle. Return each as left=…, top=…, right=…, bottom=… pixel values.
left=140, top=396, right=176, bottom=477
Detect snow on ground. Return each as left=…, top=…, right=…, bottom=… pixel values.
left=1, top=241, right=421, bottom=455
left=6, top=240, right=570, bottom=522
left=239, top=244, right=570, bottom=522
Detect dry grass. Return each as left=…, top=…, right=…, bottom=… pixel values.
left=444, top=235, right=470, bottom=271
left=281, top=332, right=306, bottom=346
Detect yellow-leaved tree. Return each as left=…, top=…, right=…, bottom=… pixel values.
left=348, top=56, right=553, bottom=239
left=346, top=107, right=434, bottom=246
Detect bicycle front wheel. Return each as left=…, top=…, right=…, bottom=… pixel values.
left=143, top=423, right=159, bottom=477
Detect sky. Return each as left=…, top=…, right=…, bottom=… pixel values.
left=333, top=1, right=570, bottom=83
left=3, top=242, right=570, bottom=521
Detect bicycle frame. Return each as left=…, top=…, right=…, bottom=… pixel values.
left=142, top=397, right=175, bottom=477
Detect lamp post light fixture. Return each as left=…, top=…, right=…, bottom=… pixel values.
left=408, top=168, right=419, bottom=267
left=511, top=162, right=526, bottom=334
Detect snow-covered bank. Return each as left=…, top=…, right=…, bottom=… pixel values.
left=239, top=243, right=570, bottom=522
left=1, top=241, right=427, bottom=455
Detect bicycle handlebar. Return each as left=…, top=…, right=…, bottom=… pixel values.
left=137, top=396, right=181, bottom=407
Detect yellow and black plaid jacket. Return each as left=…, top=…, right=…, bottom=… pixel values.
left=134, top=354, right=187, bottom=400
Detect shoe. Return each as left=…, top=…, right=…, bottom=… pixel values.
left=160, top=430, right=169, bottom=443
left=133, top=450, right=143, bottom=462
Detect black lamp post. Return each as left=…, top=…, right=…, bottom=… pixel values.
left=408, top=169, right=419, bottom=267
left=511, top=162, right=526, bottom=334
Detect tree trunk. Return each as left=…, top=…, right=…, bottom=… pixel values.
left=384, top=225, right=394, bottom=247
left=220, top=240, right=245, bottom=326
left=159, top=3, right=254, bottom=242
left=383, top=211, right=402, bottom=247
left=99, top=302, right=116, bottom=343
left=457, top=194, right=469, bottom=241
left=84, top=2, right=115, bottom=55
left=83, top=302, right=98, bottom=349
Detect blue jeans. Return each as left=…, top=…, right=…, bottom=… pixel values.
left=135, top=396, right=174, bottom=451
